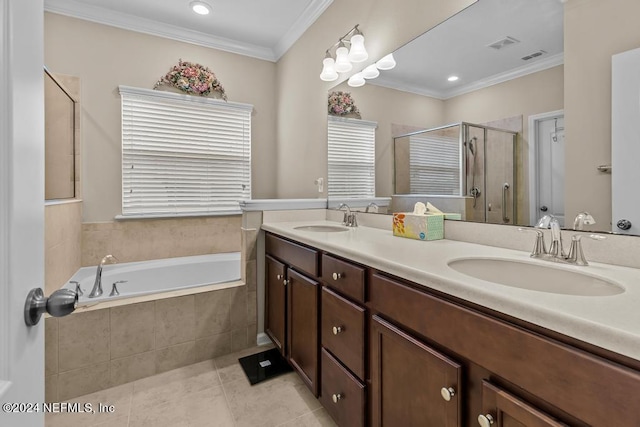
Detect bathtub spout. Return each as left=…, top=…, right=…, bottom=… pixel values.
left=89, top=255, right=118, bottom=298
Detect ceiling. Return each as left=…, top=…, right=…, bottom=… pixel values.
left=44, top=0, right=334, bottom=61
left=369, top=0, right=564, bottom=99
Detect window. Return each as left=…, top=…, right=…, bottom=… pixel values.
left=327, top=116, right=377, bottom=198
left=409, top=133, right=461, bottom=195
left=119, top=86, right=251, bottom=217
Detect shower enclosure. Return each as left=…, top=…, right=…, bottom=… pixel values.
left=393, top=122, right=517, bottom=224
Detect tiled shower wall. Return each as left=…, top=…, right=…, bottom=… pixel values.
left=45, top=201, right=82, bottom=296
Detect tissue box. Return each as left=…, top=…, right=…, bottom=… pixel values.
left=392, top=212, right=444, bottom=241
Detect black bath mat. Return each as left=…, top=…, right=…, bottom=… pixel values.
left=238, top=348, right=293, bottom=385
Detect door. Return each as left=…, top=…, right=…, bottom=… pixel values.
left=529, top=112, right=565, bottom=227
left=287, top=269, right=319, bottom=396
left=0, top=1, right=46, bottom=426
left=612, top=47, right=640, bottom=234
left=479, top=381, right=567, bottom=427
left=265, top=256, right=287, bottom=355
left=370, top=315, right=462, bottom=427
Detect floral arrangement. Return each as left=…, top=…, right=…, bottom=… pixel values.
left=154, top=59, right=227, bottom=100
left=328, top=91, right=361, bottom=118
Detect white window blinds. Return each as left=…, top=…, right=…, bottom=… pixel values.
left=119, top=86, right=252, bottom=217
left=327, top=116, right=377, bottom=198
left=409, top=134, right=462, bottom=195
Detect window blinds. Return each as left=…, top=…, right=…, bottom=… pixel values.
left=327, top=116, right=377, bottom=198
left=409, top=134, right=461, bottom=195
left=119, top=86, right=252, bottom=217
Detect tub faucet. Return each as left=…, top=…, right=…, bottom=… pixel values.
left=89, top=255, right=118, bottom=298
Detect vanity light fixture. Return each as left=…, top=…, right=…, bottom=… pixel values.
left=347, top=72, right=366, bottom=87
left=448, top=75, right=459, bottom=82
left=319, top=24, right=368, bottom=81
left=376, top=53, right=396, bottom=71
left=362, top=64, right=380, bottom=79
left=190, top=1, right=211, bottom=15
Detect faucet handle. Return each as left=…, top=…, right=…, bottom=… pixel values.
left=518, top=227, right=547, bottom=257
left=109, top=280, right=127, bottom=297
left=567, top=234, right=605, bottom=266
left=69, top=281, right=83, bottom=297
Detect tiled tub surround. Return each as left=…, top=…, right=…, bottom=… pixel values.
left=45, top=283, right=257, bottom=402
left=261, top=215, right=640, bottom=361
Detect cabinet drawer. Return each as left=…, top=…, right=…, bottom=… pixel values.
left=266, top=233, right=318, bottom=277
left=369, top=272, right=640, bottom=426
left=320, top=348, right=365, bottom=427
left=321, top=254, right=365, bottom=303
left=321, top=287, right=366, bottom=380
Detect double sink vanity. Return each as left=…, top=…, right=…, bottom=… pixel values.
left=260, top=215, right=640, bottom=426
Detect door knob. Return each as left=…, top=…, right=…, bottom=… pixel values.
left=332, top=326, right=343, bottom=335
left=440, top=387, right=456, bottom=402
left=276, top=274, right=283, bottom=280
left=332, top=272, right=342, bottom=280
left=477, top=414, right=495, bottom=427
left=282, top=279, right=289, bottom=286
left=24, top=288, right=78, bottom=326
left=332, top=393, right=342, bottom=403
left=540, top=206, right=548, bottom=212
left=617, top=219, right=632, bottom=230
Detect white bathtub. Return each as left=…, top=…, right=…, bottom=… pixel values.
left=65, top=252, right=241, bottom=305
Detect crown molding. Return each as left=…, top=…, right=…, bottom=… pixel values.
left=44, top=0, right=277, bottom=61
left=370, top=52, right=564, bottom=100
left=273, top=0, right=333, bottom=60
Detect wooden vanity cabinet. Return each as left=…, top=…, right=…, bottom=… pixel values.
left=265, top=233, right=320, bottom=396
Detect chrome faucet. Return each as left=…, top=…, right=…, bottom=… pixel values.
left=337, top=203, right=358, bottom=227
left=567, top=212, right=604, bottom=266
left=365, top=202, right=379, bottom=213
left=89, top=255, right=118, bottom=298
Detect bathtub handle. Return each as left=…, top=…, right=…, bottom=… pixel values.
left=110, top=280, right=128, bottom=297
left=69, top=280, right=83, bottom=297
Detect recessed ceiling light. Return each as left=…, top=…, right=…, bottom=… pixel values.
left=448, top=75, right=459, bottom=82
left=190, top=1, right=211, bottom=15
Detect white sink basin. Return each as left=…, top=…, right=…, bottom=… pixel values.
left=448, top=258, right=624, bottom=296
left=294, top=225, right=349, bottom=233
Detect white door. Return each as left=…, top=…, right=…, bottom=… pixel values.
left=529, top=111, right=565, bottom=227
left=612, top=47, right=640, bottom=235
left=0, top=1, right=46, bottom=426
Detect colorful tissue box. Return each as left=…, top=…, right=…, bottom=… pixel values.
left=392, top=212, right=444, bottom=241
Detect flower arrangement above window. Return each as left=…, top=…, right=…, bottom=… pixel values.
left=154, top=59, right=227, bottom=101
left=328, top=91, right=361, bottom=118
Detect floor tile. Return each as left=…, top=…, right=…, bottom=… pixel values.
left=277, top=408, right=337, bottom=427
left=215, top=344, right=274, bottom=385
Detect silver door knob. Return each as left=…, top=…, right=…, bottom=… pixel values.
left=478, top=414, right=495, bottom=427
left=276, top=274, right=283, bottom=280
left=440, top=387, right=456, bottom=402
left=540, top=205, right=548, bottom=212
left=617, top=219, right=632, bottom=230
left=332, top=393, right=342, bottom=403
left=332, top=326, right=343, bottom=335
left=332, top=272, right=342, bottom=280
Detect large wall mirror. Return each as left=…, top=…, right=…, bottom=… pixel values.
left=327, top=0, right=584, bottom=229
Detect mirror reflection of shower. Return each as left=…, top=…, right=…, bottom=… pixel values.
left=393, top=122, right=517, bottom=225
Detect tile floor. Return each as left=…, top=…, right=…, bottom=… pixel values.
left=46, top=345, right=338, bottom=427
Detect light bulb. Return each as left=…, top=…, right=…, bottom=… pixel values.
left=334, top=44, right=352, bottom=73
left=448, top=75, right=459, bottom=82
left=348, top=34, right=368, bottom=63
left=348, top=72, right=365, bottom=87
left=320, top=57, right=339, bottom=82
left=190, top=1, right=211, bottom=15
left=361, top=64, right=380, bottom=79
left=376, top=53, right=396, bottom=71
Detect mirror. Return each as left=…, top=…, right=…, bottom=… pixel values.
left=45, top=68, right=77, bottom=200
left=327, top=0, right=579, bottom=228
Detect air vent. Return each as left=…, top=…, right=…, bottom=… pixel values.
left=521, top=50, right=547, bottom=61
left=487, top=36, right=520, bottom=50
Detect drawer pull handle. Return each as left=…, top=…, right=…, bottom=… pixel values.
left=332, top=272, right=343, bottom=280
left=332, top=393, right=342, bottom=403
left=332, top=326, right=343, bottom=335
left=440, top=387, right=456, bottom=402
left=276, top=274, right=283, bottom=280
left=477, top=414, right=494, bottom=427
left=283, top=279, right=289, bottom=286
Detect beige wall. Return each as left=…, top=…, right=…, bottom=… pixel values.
left=564, top=0, right=640, bottom=228
left=44, top=13, right=278, bottom=222
left=45, top=202, right=82, bottom=296
left=275, top=0, right=476, bottom=198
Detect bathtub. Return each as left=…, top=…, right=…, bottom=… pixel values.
left=64, top=252, right=241, bottom=305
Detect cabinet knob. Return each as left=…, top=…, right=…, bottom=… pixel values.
left=332, top=393, right=342, bottom=403
left=440, top=386, right=456, bottom=402
left=276, top=274, right=283, bottom=280
left=283, top=279, right=289, bottom=286
left=332, top=272, right=342, bottom=280
left=477, top=414, right=494, bottom=427
left=332, top=326, right=343, bottom=335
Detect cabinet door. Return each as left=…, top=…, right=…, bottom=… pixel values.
left=288, top=269, right=320, bottom=396
left=371, top=315, right=462, bottom=427
left=478, top=381, right=567, bottom=427
left=265, top=255, right=287, bottom=356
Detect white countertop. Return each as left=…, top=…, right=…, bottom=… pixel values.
left=262, top=220, right=640, bottom=361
